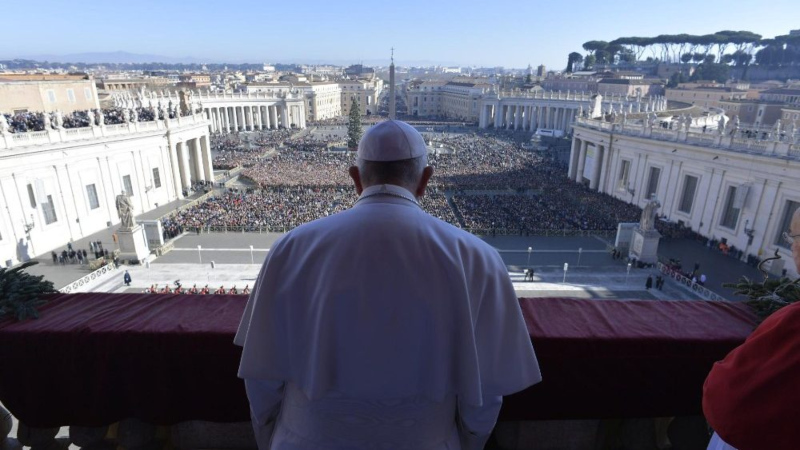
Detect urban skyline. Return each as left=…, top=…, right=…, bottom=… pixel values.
left=2, top=0, right=797, bottom=69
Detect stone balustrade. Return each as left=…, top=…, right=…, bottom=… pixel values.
left=0, top=114, right=208, bottom=151
left=575, top=117, right=800, bottom=159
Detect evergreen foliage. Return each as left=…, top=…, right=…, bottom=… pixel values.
left=724, top=276, right=800, bottom=321
left=0, top=261, right=56, bottom=322
left=347, top=97, right=362, bottom=150
left=724, top=251, right=800, bottom=321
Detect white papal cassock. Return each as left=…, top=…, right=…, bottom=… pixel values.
left=235, top=184, right=541, bottom=449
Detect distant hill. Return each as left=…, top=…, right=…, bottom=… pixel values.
left=14, top=51, right=207, bottom=64
left=3, top=51, right=465, bottom=68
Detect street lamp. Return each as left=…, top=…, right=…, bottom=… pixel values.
left=250, top=245, right=254, bottom=265
left=197, top=245, right=202, bottom=264
left=563, top=262, right=569, bottom=283
left=626, top=262, right=632, bottom=283
left=527, top=246, right=532, bottom=265
left=577, top=247, right=583, bottom=266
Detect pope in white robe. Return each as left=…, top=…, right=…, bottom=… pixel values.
left=235, top=120, right=541, bottom=449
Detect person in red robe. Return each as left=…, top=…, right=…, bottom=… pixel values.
left=703, top=208, right=800, bottom=450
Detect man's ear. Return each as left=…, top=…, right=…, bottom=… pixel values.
left=415, top=166, right=434, bottom=198
left=349, top=166, right=363, bottom=195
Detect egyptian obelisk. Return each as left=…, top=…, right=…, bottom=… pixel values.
left=389, top=48, right=396, bottom=120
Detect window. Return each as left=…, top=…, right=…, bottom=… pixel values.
left=26, top=184, right=36, bottom=208
left=67, top=89, right=76, bottom=103
left=47, top=90, right=56, bottom=103
left=719, top=186, right=741, bottom=229
left=86, top=184, right=100, bottom=210
left=85, top=87, right=93, bottom=100
left=42, top=195, right=58, bottom=225
left=645, top=167, right=661, bottom=200
left=617, top=160, right=631, bottom=191
left=123, top=175, right=133, bottom=196
left=774, top=201, right=800, bottom=249
left=678, top=175, right=698, bottom=214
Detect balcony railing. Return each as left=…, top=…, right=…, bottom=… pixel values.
left=0, top=293, right=756, bottom=449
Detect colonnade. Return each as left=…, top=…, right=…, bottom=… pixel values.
left=568, top=137, right=611, bottom=193
left=204, top=104, right=297, bottom=134
left=168, top=134, right=213, bottom=197
left=480, top=103, right=579, bottom=133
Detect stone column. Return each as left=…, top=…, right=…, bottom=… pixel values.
left=590, top=145, right=604, bottom=190
left=494, top=105, right=503, bottom=128
left=192, top=138, right=205, bottom=183
left=232, top=107, right=239, bottom=132
left=205, top=109, right=214, bottom=133
left=525, top=106, right=530, bottom=130
left=247, top=106, right=255, bottom=131
left=269, top=106, right=278, bottom=129
left=168, top=143, right=184, bottom=199
left=576, top=141, right=589, bottom=183
left=177, top=142, right=192, bottom=190
left=538, top=106, right=544, bottom=129
left=281, top=105, right=289, bottom=128
left=514, top=105, right=522, bottom=130
left=201, top=135, right=213, bottom=181
left=598, top=143, right=613, bottom=193
left=254, top=106, right=262, bottom=130
left=553, top=107, right=559, bottom=130
left=264, top=106, right=272, bottom=130
left=568, top=138, right=582, bottom=180
left=542, top=106, right=548, bottom=129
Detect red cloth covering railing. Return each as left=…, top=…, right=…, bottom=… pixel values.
left=0, top=293, right=756, bottom=428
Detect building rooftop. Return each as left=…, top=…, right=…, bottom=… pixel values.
left=761, top=88, right=800, bottom=96
left=599, top=78, right=662, bottom=85
left=670, top=86, right=746, bottom=93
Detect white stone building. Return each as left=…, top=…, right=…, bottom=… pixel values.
left=569, top=117, right=800, bottom=277
left=0, top=78, right=100, bottom=114
left=0, top=114, right=212, bottom=266
left=406, top=79, right=496, bottom=120
left=339, top=79, right=383, bottom=116
left=300, top=82, right=342, bottom=121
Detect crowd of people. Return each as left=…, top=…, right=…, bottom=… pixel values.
left=161, top=126, right=664, bottom=236
left=166, top=188, right=354, bottom=231
left=211, top=130, right=293, bottom=169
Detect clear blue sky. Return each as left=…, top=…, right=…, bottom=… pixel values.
left=1, top=0, right=796, bottom=68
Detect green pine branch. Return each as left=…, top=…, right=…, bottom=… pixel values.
left=0, top=261, right=57, bottom=322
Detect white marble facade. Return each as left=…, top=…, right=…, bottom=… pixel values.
left=570, top=117, right=800, bottom=277
left=0, top=115, right=212, bottom=266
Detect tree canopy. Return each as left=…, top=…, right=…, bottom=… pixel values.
left=565, top=30, right=800, bottom=70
